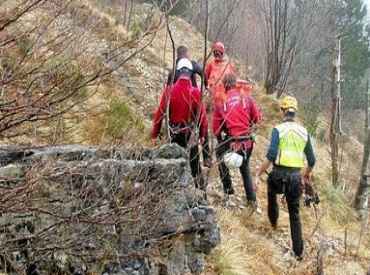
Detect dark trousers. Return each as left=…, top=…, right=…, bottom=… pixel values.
left=202, top=134, right=211, bottom=163
left=215, top=136, right=256, bottom=202
left=170, top=132, right=204, bottom=189
left=267, top=168, right=303, bottom=257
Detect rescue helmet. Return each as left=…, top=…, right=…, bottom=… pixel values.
left=176, top=58, right=193, bottom=71
left=223, top=152, right=243, bottom=169
left=280, top=96, right=298, bottom=112
left=212, top=41, right=225, bottom=54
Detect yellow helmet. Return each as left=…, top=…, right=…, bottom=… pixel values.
left=280, top=96, right=298, bottom=111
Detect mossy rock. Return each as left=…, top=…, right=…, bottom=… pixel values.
left=0, top=164, right=24, bottom=179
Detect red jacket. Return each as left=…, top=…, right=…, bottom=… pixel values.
left=205, top=58, right=236, bottom=106
left=213, top=89, right=262, bottom=138
left=151, top=77, right=208, bottom=139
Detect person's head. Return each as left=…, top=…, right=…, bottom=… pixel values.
left=223, top=73, right=237, bottom=91
left=212, top=41, right=225, bottom=61
left=236, top=79, right=252, bottom=96
left=279, top=96, right=298, bottom=119
left=177, top=46, right=189, bottom=59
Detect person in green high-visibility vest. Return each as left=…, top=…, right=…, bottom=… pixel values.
left=256, top=96, right=316, bottom=261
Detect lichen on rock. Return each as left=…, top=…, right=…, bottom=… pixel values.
left=0, top=143, right=220, bottom=275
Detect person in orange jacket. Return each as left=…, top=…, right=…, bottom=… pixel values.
left=205, top=42, right=237, bottom=108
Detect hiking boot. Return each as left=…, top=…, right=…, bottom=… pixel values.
left=223, top=194, right=236, bottom=208
left=246, top=200, right=262, bottom=215
left=222, top=194, right=229, bottom=207
left=271, top=222, right=278, bottom=230
left=295, top=255, right=303, bottom=261
left=224, top=187, right=235, bottom=195
left=255, top=205, right=262, bottom=215
left=295, top=252, right=304, bottom=262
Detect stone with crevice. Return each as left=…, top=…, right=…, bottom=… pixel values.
left=0, top=143, right=220, bottom=275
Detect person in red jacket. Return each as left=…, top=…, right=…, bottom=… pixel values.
left=205, top=42, right=238, bottom=196
left=214, top=73, right=262, bottom=207
left=151, top=75, right=209, bottom=190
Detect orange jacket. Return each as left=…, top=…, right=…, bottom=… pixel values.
left=205, top=58, right=236, bottom=106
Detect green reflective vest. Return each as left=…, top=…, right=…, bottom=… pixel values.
left=275, top=122, right=308, bottom=168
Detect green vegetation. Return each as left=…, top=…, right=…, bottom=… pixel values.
left=105, top=97, right=145, bottom=138
left=301, top=102, right=321, bottom=137
left=84, top=96, right=147, bottom=144
left=339, top=0, right=370, bottom=110
left=319, top=180, right=356, bottom=225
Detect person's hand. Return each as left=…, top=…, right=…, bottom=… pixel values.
left=203, top=158, right=212, bottom=168
left=200, top=137, right=205, bottom=145
left=151, top=138, right=157, bottom=146
left=301, top=168, right=312, bottom=190
left=254, top=175, right=260, bottom=192
left=303, top=168, right=312, bottom=183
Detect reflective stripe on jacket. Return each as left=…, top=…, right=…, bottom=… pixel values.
left=275, top=122, right=308, bottom=168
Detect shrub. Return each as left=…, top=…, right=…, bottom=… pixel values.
left=84, top=96, right=147, bottom=144
left=300, top=103, right=321, bottom=137
left=319, top=182, right=356, bottom=225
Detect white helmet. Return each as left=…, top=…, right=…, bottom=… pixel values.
left=176, top=58, right=193, bottom=71
left=223, top=152, right=243, bottom=169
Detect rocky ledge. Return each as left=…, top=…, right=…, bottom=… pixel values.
left=0, top=144, right=220, bottom=275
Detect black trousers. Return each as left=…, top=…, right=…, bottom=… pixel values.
left=267, top=167, right=303, bottom=257
left=202, top=134, right=211, bottom=164
left=215, top=136, right=256, bottom=202
left=170, top=132, right=204, bottom=189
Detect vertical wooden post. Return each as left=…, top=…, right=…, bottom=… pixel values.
left=330, top=37, right=343, bottom=187
left=337, top=37, right=343, bottom=134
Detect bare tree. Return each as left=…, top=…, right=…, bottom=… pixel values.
left=257, top=0, right=321, bottom=97
left=261, top=0, right=296, bottom=97
left=0, top=0, right=165, bottom=139
left=354, top=79, right=370, bottom=220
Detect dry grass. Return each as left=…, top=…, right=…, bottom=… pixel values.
left=208, top=209, right=276, bottom=275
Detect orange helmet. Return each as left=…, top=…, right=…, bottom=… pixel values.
left=212, top=42, right=225, bottom=54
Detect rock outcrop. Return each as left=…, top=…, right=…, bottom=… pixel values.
left=0, top=144, right=220, bottom=275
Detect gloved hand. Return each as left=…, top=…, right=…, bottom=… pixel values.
left=203, top=158, right=212, bottom=168
left=151, top=138, right=157, bottom=146
left=250, top=133, right=257, bottom=142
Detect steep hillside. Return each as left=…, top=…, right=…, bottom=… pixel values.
left=1, top=1, right=370, bottom=274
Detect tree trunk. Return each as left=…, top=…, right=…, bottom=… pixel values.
left=329, top=58, right=339, bottom=187
left=122, top=0, right=128, bottom=26
left=263, top=0, right=296, bottom=97
left=329, top=37, right=343, bottom=187
left=126, top=0, right=134, bottom=31
left=354, top=79, right=370, bottom=219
